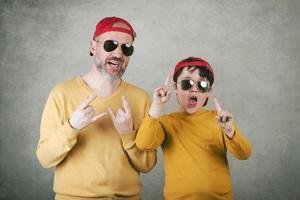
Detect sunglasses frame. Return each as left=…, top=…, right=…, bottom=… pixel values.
left=96, top=40, right=134, bottom=56
left=177, top=79, right=211, bottom=93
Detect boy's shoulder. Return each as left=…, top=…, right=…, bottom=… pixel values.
left=164, top=109, right=216, bottom=118
left=159, top=109, right=217, bottom=124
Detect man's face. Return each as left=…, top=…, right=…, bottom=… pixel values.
left=174, top=67, right=211, bottom=114
left=91, top=31, right=133, bottom=81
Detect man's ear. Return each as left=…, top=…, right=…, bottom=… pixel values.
left=89, top=40, right=97, bottom=56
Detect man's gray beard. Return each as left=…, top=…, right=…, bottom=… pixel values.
left=96, top=63, right=125, bottom=82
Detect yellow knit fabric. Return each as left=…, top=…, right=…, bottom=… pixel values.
left=36, top=77, right=156, bottom=199
left=136, top=109, right=252, bottom=200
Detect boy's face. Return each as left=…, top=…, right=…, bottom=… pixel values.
left=174, top=67, right=212, bottom=114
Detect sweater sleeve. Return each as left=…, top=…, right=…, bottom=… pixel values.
left=223, top=124, right=252, bottom=160
left=119, top=132, right=157, bottom=173
left=135, top=115, right=165, bottom=151
left=36, top=89, right=78, bottom=168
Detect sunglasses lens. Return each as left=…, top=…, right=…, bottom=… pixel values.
left=121, top=44, right=134, bottom=56
left=180, top=80, right=193, bottom=90
left=197, top=81, right=209, bottom=93
left=103, top=40, right=118, bottom=52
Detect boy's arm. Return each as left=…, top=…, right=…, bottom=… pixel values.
left=136, top=75, right=171, bottom=150
left=135, top=115, right=166, bottom=150
left=223, top=125, right=252, bottom=160
left=214, top=98, right=252, bottom=159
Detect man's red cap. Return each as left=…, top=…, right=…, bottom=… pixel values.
left=90, top=16, right=136, bottom=56
left=173, top=56, right=214, bottom=82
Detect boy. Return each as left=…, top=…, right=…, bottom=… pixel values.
left=136, top=57, right=252, bottom=200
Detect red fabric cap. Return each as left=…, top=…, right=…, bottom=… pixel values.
left=90, top=16, right=136, bottom=56
left=173, top=57, right=214, bottom=82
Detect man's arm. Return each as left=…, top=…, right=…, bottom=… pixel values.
left=120, top=131, right=157, bottom=173
left=36, top=91, right=106, bottom=168
left=36, top=90, right=79, bottom=168
left=108, top=96, right=158, bottom=173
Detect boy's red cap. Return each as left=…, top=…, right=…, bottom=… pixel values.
left=90, top=16, right=136, bottom=56
left=173, top=57, right=214, bottom=82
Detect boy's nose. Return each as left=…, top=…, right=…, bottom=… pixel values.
left=190, top=84, right=198, bottom=92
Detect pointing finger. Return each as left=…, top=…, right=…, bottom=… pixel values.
left=122, top=96, right=132, bottom=116
left=91, top=112, right=107, bottom=122
left=214, top=98, right=222, bottom=114
left=107, top=107, right=116, bottom=121
left=164, top=74, right=171, bottom=87
left=78, top=95, right=97, bottom=110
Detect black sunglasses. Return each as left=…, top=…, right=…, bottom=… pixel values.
left=96, top=40, right=134, bottom=56
left=178, top=79, right=210, bottom=93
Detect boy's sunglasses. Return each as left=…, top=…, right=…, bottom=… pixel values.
left=96, top=40, right=134, bottom=57
left=178, top=79, right=210, bottom=93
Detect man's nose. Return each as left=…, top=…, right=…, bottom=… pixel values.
left=112, top=45, right=123, bottom=56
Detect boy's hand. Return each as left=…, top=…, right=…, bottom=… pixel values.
left=108, top=96, right=134, bottom=134
left=152, top=74, right=172, bottom=105
left=214, top=98, right=235, bottom=139
left=69, top=95, right=107, bottom=130
left=149, top=75, right=172, bottom=119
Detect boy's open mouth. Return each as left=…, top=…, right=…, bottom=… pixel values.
left=188, top=95, right=198, bottom=108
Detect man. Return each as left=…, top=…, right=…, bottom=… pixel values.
left=36, top=16, right=156, bottom=200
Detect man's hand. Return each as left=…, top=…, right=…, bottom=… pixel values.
left=214, top=98, right=235, bottom=139
left=69, top=95, right=107, bottom=130
left=149, top=74, right=172, bottom=118
left=108, top=96, right=134, bottom=134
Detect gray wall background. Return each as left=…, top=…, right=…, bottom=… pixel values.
left=1, top=0, right=299, bottom=199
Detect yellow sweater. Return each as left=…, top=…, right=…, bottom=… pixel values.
left=36, top=77, right=156, bottom=200
left=136, top=109, right=252, bottom=200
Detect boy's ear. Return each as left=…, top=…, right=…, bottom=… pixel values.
left=203, top=97, right=208, bottom=107
left=207, top=88, right=212, bottom=96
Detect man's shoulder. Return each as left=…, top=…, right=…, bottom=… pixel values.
left=50, top=77, right=80, bottom=95
left=122, top=81, right=149, bottom=97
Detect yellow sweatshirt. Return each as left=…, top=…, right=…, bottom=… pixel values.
left=36, top=77, right=156, bottom=200
left=136, top=109, right=252, bottom=200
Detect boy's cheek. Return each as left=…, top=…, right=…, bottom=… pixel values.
left=177, top=93, right=192, bottom=112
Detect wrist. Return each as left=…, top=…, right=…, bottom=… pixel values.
left=68, top=118, right=77, bottom=130
left=149, top=104, right=163, bottom=119
left=118, top=128, right=135, bottom=135
left=225, top=128, right=236, bottom=139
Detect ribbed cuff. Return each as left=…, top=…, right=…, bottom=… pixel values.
left=58, top=121, right=79, bottom=150
left=120, top=131, right=136, bottom=150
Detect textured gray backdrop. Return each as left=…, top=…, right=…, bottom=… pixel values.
left=1, top=0, right=300, bottom=199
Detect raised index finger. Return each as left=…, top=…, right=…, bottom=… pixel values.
left=122, top=96, right=132, bottom=116
left=78, top=94, right=97, bottom=110
left=213, top=98, right=222, bottom=114
left=164, top=74, right=171, bottom=87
